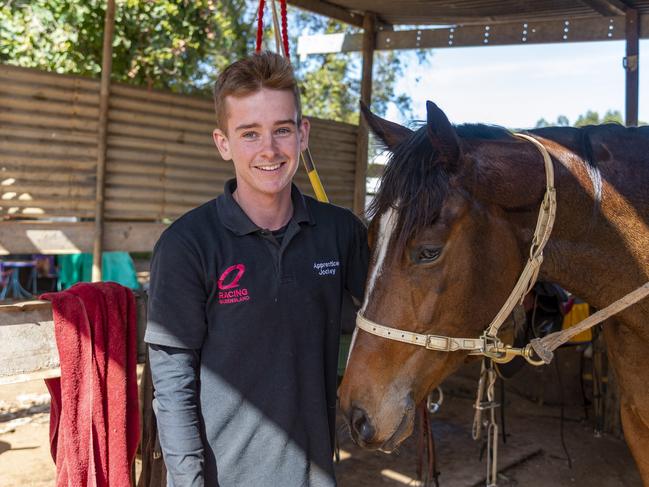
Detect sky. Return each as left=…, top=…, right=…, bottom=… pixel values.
left=385, top=40, right=649, bottom=129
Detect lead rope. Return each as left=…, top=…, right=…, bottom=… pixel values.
left=417, top=388, right=443, bottom=486
left=255, top=0, right=265, bottom=52
left=473, top=359, right=500, bottom=486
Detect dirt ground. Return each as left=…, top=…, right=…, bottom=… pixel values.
left=1, top=370, right=641, bottom=487
left=335, top=375, right=641, bottom=486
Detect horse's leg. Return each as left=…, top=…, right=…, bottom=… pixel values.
left=603, top=319, right=649, bottom=485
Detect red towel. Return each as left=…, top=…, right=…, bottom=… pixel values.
left=43, top=282, right=140, bottom=487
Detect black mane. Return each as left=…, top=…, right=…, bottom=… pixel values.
left=367, top=123, right=512, bottom=252
left=368, top=120, right=646, bottom=252
left=456, top=123, right=513, bottom=140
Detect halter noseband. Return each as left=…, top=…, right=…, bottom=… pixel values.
left=356, top=133, right=556, bottom=366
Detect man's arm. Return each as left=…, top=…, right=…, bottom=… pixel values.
left=149, top=344, right=204, bottom=487
left=145, top=229, right=209, bottom=486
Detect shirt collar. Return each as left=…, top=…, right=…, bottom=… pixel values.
left=216, top=179, right=314, bottom=236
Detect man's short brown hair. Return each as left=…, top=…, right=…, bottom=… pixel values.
left=213, top=51, right=302, bottom=131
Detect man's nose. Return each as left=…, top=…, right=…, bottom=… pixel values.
left=258, top=133, right=280, bottom=158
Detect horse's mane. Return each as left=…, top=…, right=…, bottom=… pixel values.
left=367, top=122, right=647, bottom=251
left=368, top=123, right=513, bottom=252
left=456, top=123, right=513, bottom=140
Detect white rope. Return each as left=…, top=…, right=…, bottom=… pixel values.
left=530, top=281, right=649, bottom=363
left=472, top=360, right=500, bottom=486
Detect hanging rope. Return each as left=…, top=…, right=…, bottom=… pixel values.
left=255, top=0, right=266, bottom=52
left=473, top=359, right=500, bottom=486
left=280, top=0, right=289, bottom=57
left=254, top=0, right=329, bottom=203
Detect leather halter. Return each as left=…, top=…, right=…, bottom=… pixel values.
left=356, top=133, right=556, bottom=365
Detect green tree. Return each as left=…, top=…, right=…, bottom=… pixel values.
left=1, top=1, right=417, bottom=120
left=0, top=0, right=253, bottom=95
left=290, top=9, right=422, bottom=122
left=535, top=109, right=631, bottom=128
left=574, top=110, right=602, bottom=126
left=575, top=109, right=624, bottom=126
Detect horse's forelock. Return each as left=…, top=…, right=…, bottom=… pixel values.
left=368, top=127, right=451, bottom=255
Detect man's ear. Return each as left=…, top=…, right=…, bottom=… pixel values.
left=298, top=117, right=310, bottom=152
left=213, top=128, right=232, bottom=161
left=360, top=101, right=413, bottom=151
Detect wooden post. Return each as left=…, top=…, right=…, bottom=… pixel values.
left=624, top=8, right=639, bottom=127
left=604, top=354, right=623, bottom=437
left=353, top=13, right=376, bottom=215
left=92, top=0, right=116, bottom=282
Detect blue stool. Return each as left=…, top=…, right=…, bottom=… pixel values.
left=0, top=260, right=37, bottom=300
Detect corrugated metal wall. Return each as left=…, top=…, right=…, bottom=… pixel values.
left=0, top=64, right=358, bottom=221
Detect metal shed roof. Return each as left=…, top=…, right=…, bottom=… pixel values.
left=288, top=0, right=649, bottom=27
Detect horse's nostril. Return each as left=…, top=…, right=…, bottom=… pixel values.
left=351, top=407, right=375, bottom=443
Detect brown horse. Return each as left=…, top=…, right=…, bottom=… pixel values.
left=339, top=101, right=649, bottom=482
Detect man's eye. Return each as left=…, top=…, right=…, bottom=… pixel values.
left=411, top=246, right=442, bottom=264
left=275, top=127, right=292, bottom=135
left=242, top=132, right=258, bottom=139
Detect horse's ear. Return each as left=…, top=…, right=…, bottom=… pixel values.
left=426, top=101, right=460, bottom=169
left=360, top=102, right=413, bottom=151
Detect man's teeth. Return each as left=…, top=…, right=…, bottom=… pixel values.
left=256, top=163, right=283, bottom=171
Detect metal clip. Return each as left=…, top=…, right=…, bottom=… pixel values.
left=480, top=334, right=546, bottom=366
left=480, top=334, right=507, bottom=361
left=426, top=386, right=444, bottom=414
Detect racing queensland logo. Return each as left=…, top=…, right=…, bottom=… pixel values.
left=217, top=263, right=250, bottom=305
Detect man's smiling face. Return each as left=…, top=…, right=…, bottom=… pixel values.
left=212, top=88, right=310, bottom=200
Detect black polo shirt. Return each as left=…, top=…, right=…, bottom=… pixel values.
left=145, top=180, right=368, bottom=486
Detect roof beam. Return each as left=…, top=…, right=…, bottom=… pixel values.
left=298, top=15, right=649, bottom=54
left=580, top=0, right=627, bottom=17
left=288, top=0, right=364, bottom=27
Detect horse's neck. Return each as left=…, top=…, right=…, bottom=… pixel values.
left=521, top=138, right=649, bottom=311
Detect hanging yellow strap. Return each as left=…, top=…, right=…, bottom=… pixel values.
left=269, top=0, right=329, bottom=203
left=302, top=148, right=329, bottom=203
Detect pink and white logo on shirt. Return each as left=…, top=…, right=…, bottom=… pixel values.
left=218, top=264, right=250, bottom=304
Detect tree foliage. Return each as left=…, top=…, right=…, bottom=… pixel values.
left=1, top=1, right=417, bottom=120
left=0, top=0, right=253, bottom=94
left=291, top=9, right=421, bottom=123
left=534, top=109, right=641, bottom=128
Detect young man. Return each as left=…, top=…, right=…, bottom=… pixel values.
left=145, top=51, right=369, bottom=487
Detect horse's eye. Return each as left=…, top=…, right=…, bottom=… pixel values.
left=413, top=246, right=442, bottom=264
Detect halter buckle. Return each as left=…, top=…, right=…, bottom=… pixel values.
left=480, top=334, right=503, bottom=358
left=425, top=334, right=452, bottom=351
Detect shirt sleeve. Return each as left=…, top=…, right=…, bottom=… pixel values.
left=149, top=344, right=204, bottom=487
left=145, top=229, right=207, bottom=349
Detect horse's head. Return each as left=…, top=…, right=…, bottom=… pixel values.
left=340, top=101, right=538, bottom=451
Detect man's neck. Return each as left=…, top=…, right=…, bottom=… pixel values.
left=233, top=185, right=294, bottom=231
